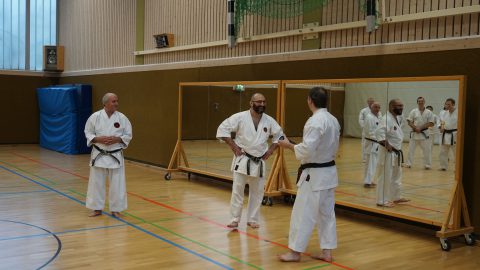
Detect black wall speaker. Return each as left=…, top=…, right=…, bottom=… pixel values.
left=43, top=45, right=64, bottom=72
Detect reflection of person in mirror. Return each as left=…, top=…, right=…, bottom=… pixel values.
left=363, top=102, right=381, bottom=188
left=439, top=98, right=457, bottom=171
left=84, top=93, right=133, bottom=218
left=375, top=99, right=410, bottom=208
left=277, top=87, right=340, bottom=263
left=426, top=106, right=441, bottom=155
left=359, top=97, right=375, bottom=162
left=216, top=93, right=282, bottom=229
left=404, top=97, right=435, bottom=169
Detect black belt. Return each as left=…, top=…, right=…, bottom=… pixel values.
left=91, top=145, right=122, bottom=166
left=442, top=129, right=457, bottom=145
left=296, top=161, right=336, bottom=183
left=242, top=152, right=264, bottom=178
left=410, top=127, right=429, bottom=139
left=376, top=141, right=403, bottom=166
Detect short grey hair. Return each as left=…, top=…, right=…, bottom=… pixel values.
left=102, top=93, right=117, bottom=105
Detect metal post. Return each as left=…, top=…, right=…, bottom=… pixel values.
left=227, top=0, right=236, bottom=48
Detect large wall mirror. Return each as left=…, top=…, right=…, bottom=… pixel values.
left=281, top=76, right=465, bottom=226
left=167, top=77, right=465, bottom=227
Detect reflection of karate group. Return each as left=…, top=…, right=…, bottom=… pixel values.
left=359, top=97, right=458, bottom=207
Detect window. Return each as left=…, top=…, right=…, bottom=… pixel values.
left=0, top=0, right=56, bottom=71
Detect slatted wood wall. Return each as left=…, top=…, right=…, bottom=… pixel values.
left=58, top=0, right=480, bottom=71
left=58, top=0, right=136, bottom=71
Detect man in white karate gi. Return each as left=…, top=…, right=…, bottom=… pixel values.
left=404, top=97, right=434, bottom=169
left=375, top=99, right=409, bottom=208
left=439, top=98, right=457, bottom=171
left=359, top=97, right=375, bottom=162
left=363, top=102, right=381, bottom=188
left=216, top=93, right=282, bottom=229
left=85, top=93, right=133, bottom=217
left=278, top=87, right=340, bottom=263
left=426, top=105, right=441, bottom=155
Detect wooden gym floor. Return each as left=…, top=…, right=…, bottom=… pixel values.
left=0, top=144, right=478, bottom=269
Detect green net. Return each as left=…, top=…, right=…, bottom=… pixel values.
left=234, top=0, right=331, bottom=36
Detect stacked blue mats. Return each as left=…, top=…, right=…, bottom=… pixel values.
left=37, top=84, right=92, bottom=154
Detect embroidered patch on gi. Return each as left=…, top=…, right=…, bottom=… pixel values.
left=394, top=126, right=397, bottom=130
left=263, top=127, right=268, bottom=132
left=114, top=122, right=120, bottom=128
left=376, top=122, right=379, bottom=125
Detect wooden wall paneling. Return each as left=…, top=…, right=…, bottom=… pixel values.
left=445, top=0, right=455, bottom=38
left=453, top=0, right=464, bottom=37
left=402, top=0, right=410, bottom=41
left=431, top=0, right=440, bottom=38
left=460, top=0, right=472, bottom=36
left=358, top=1, right=365, bottom=46
left=394, top=0, right=403, bottom=42
left=423, top=0, right=432, bottom=40
left=409, top=0, right=418, bottom=41
left=438, top=0, right=448, bottom=37
left=327, top=1, right=334, bottom=48
left=346, top=0, right=354, bottom=46
left=389, top=0, right=398, bottom=42
left=321, top=2, right=328, bottom=48
left=471, top=0, right=479, bottom=34
left=339, top=0, right=347, bottom=47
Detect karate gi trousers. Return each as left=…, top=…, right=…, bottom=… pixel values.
left=86, top=166, right=127, bottom=212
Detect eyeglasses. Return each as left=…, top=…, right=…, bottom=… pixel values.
left=252, top=100, right=266, bottom=104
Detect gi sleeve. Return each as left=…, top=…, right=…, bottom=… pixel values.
left=84, top=113, right=97, bottom=147
left=294, top=122, right=322, bottom=161
left=216, top=113, right=240, bottom=139
left=375, top=118, right=387, bottom=142
left=358, top=109, right=366, bottom=128
left=120, top=116, right=133, bottom=148
left=270, top=118, right=283, bottom=143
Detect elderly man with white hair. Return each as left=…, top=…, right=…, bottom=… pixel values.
left=84, top=93, right=133, bottom=217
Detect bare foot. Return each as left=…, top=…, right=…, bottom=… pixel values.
left=227, top=221, right=239, bottom=228
left=89, top=210, right=102, bottom=217
left=377, top=202, right=395, bottom=208
left=394, top=198, right=410, bottom=204
left=111, top=211, right=122, bottom=218
left=278, top=251, right=301, bottom=262
left=247, top=222, right=260, bottom=229
left=311, top=250, right=333, bottom=262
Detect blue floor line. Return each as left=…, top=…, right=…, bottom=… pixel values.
left=0, top=163, right=233, bottom=270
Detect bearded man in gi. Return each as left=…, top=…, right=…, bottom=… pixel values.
left=216, top=93, right=282, bottom=229
left=375, top=99, right=409, bottom=208
left=278, top=87, right=340, bottom=263
left=85, top=93, right=133, bottom=217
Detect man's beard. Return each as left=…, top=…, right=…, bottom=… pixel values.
left=253, top=104, right=266, bottom=114
left=393, top=108, right=403, bottom=115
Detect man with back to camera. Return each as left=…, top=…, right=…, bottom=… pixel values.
left=216, top=93, right=283, bottom=229
left=84, top=93, right=132, bottom=217
left=278, top=87, right=340, bottom=263
left=375, top=99, right=410, bottom=208
left=404, top=97, right=434, bottom=169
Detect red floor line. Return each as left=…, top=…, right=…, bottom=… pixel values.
left=11, top=151, right=354, bottom=269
